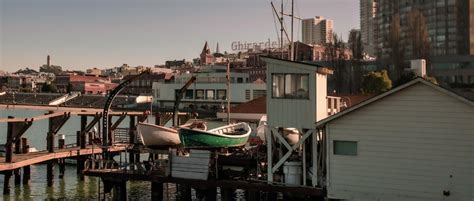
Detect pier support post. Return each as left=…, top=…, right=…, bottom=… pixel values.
left=205, top=187, right=217, bottom=201
left=220, top=188, right=234, bottom=201
left=178, top=185, right=192, bottom=201
left=76, top=157, right=85, bottom=180
left=113, top=181, right=127, bottom=201
left=129, top=116, right=136, bottom=162
left=47, top=161, right=54, bottom=187
left=246, top=190, right=260, bottom=201
left=6, top=116, right=14, bottom=164
left=80, top=115, right=87, bottom=148
left=14, top=169, right=21, bottom=185
left=21, top=138, right=28, bottom=153
left=3, top=171, right=11, bottom=195
left=151, top=182, right=163, bottom=201
left=58, top=159, right=65, bottom=179
left=266, top=192, right=277, bottom=201
left=23, top=165, right=30, bottom=185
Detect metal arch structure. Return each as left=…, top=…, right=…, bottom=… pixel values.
left=172, top=76, right=196, bottom=127
left=102, top=69, right=150, bottom=149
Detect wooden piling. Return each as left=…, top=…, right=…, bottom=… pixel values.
left=220, top=188, right=234, bottom=201
left=47, top=161, right=54, bottom=187
left=77, top=115, right=87, bottom=180
left=206, top=187, right=217, bottom=201
left=23, top=165, right=30, bottom=185
left=113, top=181, right=127, bottom=201
left=129, top=116, right=136, bottom=162
left=178, top=185, right=192, bottom=201
left=151, top=182, right=163, bottom=200
left=6, top=116, right=14, bottom=163
left=3, top=171, right=11, bottom=194
left=80, top=116, right=87, bottom=148
left=21, top=138, right=28, bottom=153
left=266, top=192, right=278, bottom=201
left=14, top=169, right=21, bottom=185
left=247, top=189, right=260, bottom=201
left=14, top=138, right=21, bottom=155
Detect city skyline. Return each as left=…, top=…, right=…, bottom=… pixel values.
left=1, top=0, right=359, bottom=72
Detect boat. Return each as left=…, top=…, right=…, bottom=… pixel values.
left=178, top=122, right=251, bottom=148
left=178, top=61, right=251, bottom=148
left=137, top=121, right=207, bottom=148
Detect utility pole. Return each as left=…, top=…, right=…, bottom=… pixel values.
left=281, top=0, right=284, bottom=59
left=290, top=0, right=294, bottom=61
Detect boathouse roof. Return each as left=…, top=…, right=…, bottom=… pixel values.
left=315, top=77, right=474, bottom=128
left=260, top=56, right=333, bottom=75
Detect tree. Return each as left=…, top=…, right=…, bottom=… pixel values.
left=349, top=31, right=364, bottom=94
left=361, top=70, right=392, bottom=94
left=387, top=13, right=405, bottom=81
left=324, top=33, right=348, bottom=93
left=15, top=68, right=38, bottom=75
left=41, top=83, right=58, bottom=93
left=66, top=83, right=74, bottom=93
left=39, top=64, right=63, bottom=75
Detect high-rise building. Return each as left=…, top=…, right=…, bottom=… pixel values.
left=375, top=0, right=474, bottom=59
left=302, top=16, right=334, bottom=45
left=374, top=0, right=474, bottom=85
left=360, top=0, right=377, bottom=55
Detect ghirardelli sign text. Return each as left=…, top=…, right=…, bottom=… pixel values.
left=231, top=39, right=287, bottom=51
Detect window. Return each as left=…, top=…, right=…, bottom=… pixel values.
left=253, top=90, right=266, bottom=99
left=184, top=90, right=193, bottom=99
left=195, top=90, right=204, bottom=99
left=334, top=140, right=357, bottom=156
left=272, top=73, right=309, bottom=99
left=154, top=89, right=160, bottom=98
left=245, top=90, right=251, bottom=100
left=217, top=90, right=226, bottom=100
left=237, top=77, right=243, bottom=83
left=206, top=89, right=215, bottom=100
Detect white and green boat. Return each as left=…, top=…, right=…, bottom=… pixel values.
left=178, top=122, right=251, bottom=148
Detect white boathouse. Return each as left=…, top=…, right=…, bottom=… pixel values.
left=316, top=77, right=474, bottom=201
left=262, top=57, right=336, bottom=187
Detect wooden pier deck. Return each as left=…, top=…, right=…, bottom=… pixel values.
left=0, top=145, right=126, bottom=171
left=84, top=169, right=325, bottom=197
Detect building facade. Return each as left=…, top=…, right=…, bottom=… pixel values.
left=360, top=0, right=377, bottom=55
left=375, top=0, right=474, bottom=59
left=152, top=70, right=266, bottom=112
left=316, top=78, right=474, bottom=201
left=302, top=16, right=334, bottom=45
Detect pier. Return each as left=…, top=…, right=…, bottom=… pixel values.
left=0, top=108, right=148, bottom=195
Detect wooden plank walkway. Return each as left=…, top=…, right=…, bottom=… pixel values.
left=84, top=169, right=325, bottom=197
left=0, top=145, right=126, bottom=171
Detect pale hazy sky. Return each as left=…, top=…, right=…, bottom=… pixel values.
left=0, top=0, right=359, bottom=72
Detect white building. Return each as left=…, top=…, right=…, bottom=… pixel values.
left=262, top=57, right=337, bottom=187
left=302, top=16, right=334, bottom=45
left=316, top=78, right=474, bottom=201
left=152, top=68, right=266, bottom=111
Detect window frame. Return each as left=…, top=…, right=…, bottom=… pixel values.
left=271, top=73, right=310, bottom=100
left=333, top=140, right=358, bottom=156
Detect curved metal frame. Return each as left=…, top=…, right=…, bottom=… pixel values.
left=102, top=70, right=150, bottom=148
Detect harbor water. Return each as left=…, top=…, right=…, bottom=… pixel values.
left=0, top=107, right=232, bottom=200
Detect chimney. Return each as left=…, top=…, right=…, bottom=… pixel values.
left=410, top=59, right=426, bottom=77
left=47, top=55, right=50, bottom=68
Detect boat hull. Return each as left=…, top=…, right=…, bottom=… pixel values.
left=137, top=123, right=180, bottom=147
left=179, top=123, right=251, bottom=148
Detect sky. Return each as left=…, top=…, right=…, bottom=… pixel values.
left=0, top=0, right=359, bottom=72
